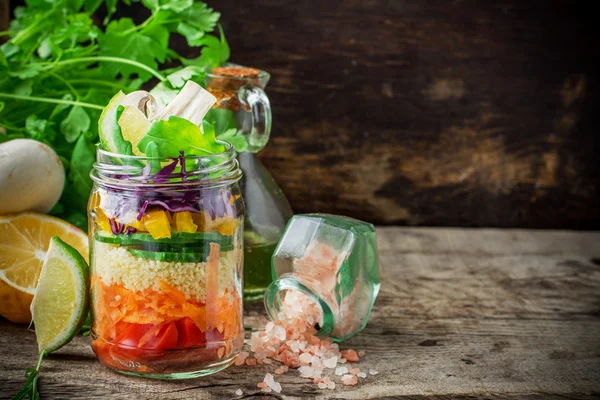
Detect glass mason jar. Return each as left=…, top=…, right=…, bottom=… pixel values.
left=205, top=65, right=293, bottom=302
left=88, top=145, right=244, bottom=379
left=264, top=214, right=380, bottom=342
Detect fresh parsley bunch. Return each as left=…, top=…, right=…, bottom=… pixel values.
left=0, top=0, right=230, bottom=230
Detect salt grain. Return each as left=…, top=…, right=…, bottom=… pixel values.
left=299, top=366, right=314, bottom=378
left=350, top=368, right=360, bottom=375
left=323, top=356, right=338, bottom=369
left=327, top=381, right=336, bottom=389
left=317, top=382, right=328, bottom=389
left=369, top=369, right=379, bottom=375
left=357, top=372, right=367, bottom=378
left=358, top=350, right=365, bottom=357
left=235, top=389, right=242, bottom=396
left=341, top=374, right=358, bottom=386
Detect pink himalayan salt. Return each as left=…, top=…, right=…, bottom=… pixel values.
left=369, top=369, right=379, bottom=375
left=350, top=368, right=360, bottom=375
left=357, top=372, right=367, bottom=378
left=241, top=287, right=371, bottom=392
left=235, top=389, right=242, bottom=396
left=341, top=374, right=358, bottom=386
left=358, top=351, right=365, bottom=357
left=257, top=382, right=267, bottom=389
left=317, top=382, right=328, bottom=389
left=264, top=373, right=282, bottom=393
left=261, top=387, right=272, bottom=393
left=342, top=349, right=360, bottom=362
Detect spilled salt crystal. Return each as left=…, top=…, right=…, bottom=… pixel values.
left=358, top=372, right=367, bottom=378
left=317, top=382, right=327, bottom=389
left=338, top=358, right=347, bottom=364
left=298, top=366, right=314, bottom=378
left=299, top=352, right=313, bottom=364
left=358, top=350, right=365, bottom=357
left=327, top=381, right=336, bottom=389
left=335, top=367, right=344, bottom=376
left=341, top=374, right=358, bottom=386
left=261, top=387, right=272, bottom=393
left=369, top=369, right=379, bottom=375
left=342, top=349, right=359, bottom=362
left=323, top=356, right=338, bottom=369
left=263, top=358, right=273, bottom=364
left=274, top=326, right=286, bottom=341
left=257, top=382, right=267, bottom=388
left=245, top=358, right=256, bottom=366
left=350, top=368, right=360, bottom=375
left=264, top=373, right=282, bottom=393
left=235, top=389, right=242, bottom=396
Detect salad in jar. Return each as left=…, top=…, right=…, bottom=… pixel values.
left=88, top=81, right=244, bottom=378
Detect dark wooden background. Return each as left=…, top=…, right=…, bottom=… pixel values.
left=205, top=0, right=600, bottom=229
left=5, top=0, right=600, bottom=228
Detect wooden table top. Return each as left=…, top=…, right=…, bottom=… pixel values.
left=1, top=227, right=599, bottom=399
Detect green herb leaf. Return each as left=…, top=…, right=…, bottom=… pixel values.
left=69, top=132, right=95, bottom=205
left=144, top=141, right=162, bottom=174
left=138, top=116, right=225, bottom=157
left=60, top=106, right=90, bottom=143
left=98, top=18, right=169, bottom=80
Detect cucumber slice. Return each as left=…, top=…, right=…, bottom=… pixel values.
left=127, top=248, right=207, bottom=263
left=95, top=231, right=233, bottom=246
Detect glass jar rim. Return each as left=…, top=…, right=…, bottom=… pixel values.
left=91, top=141, right=242, bottom=190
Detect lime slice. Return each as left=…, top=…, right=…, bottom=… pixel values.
left=30, top=237, right=90, bottom=353
left=118, top=105, right=151, bottom=156
left=98, top=91, right=135, bottom=157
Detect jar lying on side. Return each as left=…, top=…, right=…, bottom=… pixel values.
left=265, top=214, right=380, bottom=342
left=88, top=145, right=244, bottom=379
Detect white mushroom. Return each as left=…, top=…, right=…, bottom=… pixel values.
left=121, top=91, right=159, bottom=120
left=152, top=81, right=216, bottom=127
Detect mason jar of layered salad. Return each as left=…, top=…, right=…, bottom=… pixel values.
left=88, top=144, right=244, bottom=379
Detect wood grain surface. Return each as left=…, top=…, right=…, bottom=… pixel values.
left=199, top=0, right=600, bottom=229
left=1, top=227, right=600, bottom=399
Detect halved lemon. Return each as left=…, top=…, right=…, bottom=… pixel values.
left=0, top=213, right=88, bottom=323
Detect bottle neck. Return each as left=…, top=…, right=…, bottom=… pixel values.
left=264, top=274, right=335, bottom=338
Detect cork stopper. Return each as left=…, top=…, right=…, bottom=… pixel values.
left=206, top=66, right=269, bottom=111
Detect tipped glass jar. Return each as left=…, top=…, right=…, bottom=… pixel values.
left=264, top=214, right=380, bottom=342
left=88, top=145, right=244, bottom=379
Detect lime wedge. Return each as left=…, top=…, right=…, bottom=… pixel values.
left=98, top=91, right=133, bottom=157
left=30, top=237, right=90, bottom=353
left=118, top=105, right=151, bottom=156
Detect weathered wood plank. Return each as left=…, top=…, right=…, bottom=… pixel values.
left=1, top=228, right=600, bottom=399
left=199, top=0, right=600, bottom=228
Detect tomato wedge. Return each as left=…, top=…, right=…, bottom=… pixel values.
left=176, top=317, right=206, bottom=348
left=115, top=322, right=179, bottom=350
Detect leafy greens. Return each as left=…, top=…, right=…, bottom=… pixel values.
left=0, top=0, right=231, bottom=230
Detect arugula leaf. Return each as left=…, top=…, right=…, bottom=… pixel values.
left=138, top=116, right=225, bottom=157
left=144, top=141, right=162, bottom=174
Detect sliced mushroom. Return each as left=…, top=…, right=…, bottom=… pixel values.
left=121, top=91, right=159, bottom=120
left=152, top=81, right=217, bottom=127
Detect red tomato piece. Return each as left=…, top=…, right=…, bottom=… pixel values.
left=152, top=322, right=179, bottom=350
left=176, top=318, right=206, bottom=348
left=116, top=323, right=153, bottom=348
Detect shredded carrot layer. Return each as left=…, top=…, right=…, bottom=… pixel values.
left=92, top=276, right=241, bottom=342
